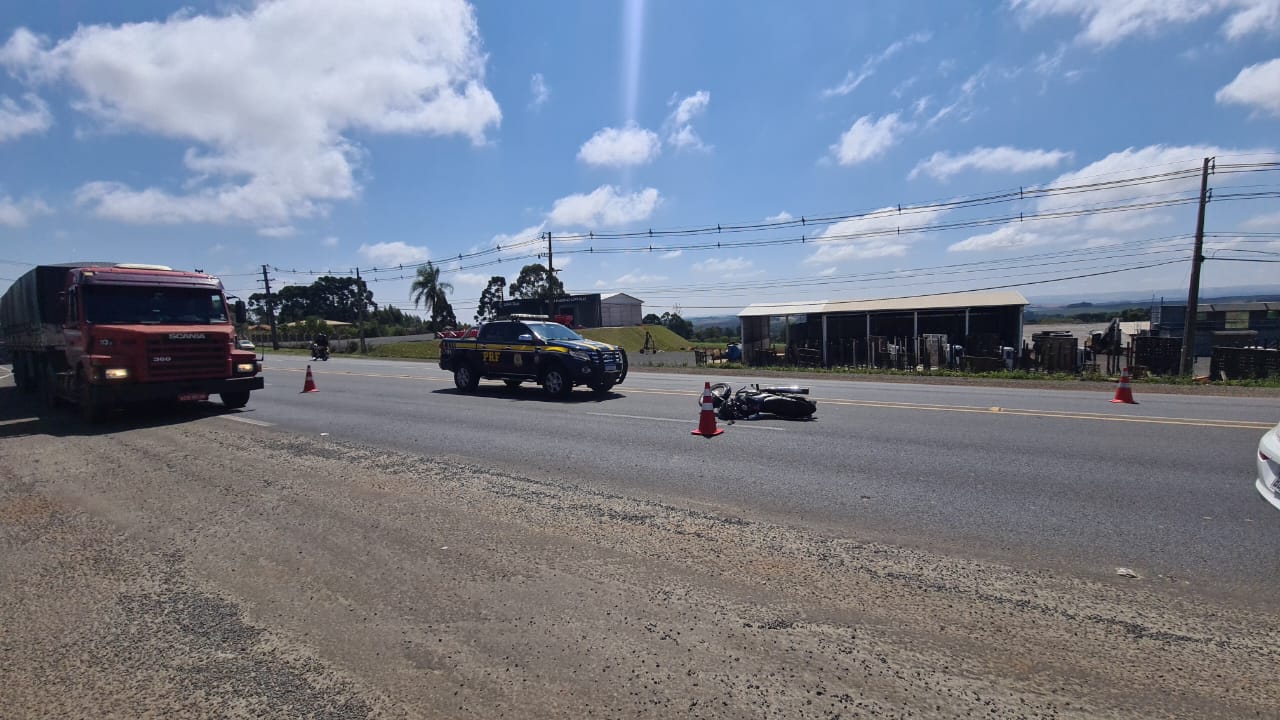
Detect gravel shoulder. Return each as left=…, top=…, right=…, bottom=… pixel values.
left=2, top=401, right=1277, bottom=719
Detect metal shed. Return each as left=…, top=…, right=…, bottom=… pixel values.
left=600, top=292, right=644, bottom=326
left=737, top=290, right=1030, bottom=369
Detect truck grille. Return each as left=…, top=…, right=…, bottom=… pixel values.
left=146, top=337, right=227, bottom=380
left=596, top=350, right=624, bottom=367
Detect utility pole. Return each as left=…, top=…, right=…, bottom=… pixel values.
left=355, top=267, right=367, bottom=354
left=1179, top=156, right=1213, bottom=376
left=261, top=264, right=280, bottom=351
left=545, top=231, right=556, bottom=319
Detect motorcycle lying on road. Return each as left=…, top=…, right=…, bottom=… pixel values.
left=708, top=382, right=817, bottom=422
left=310, top=343, right=330, bottom=361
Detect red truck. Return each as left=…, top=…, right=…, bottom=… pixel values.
left=0, top=262, right=264, bottom=421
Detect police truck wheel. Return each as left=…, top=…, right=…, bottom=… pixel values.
left=542, top=367, right=572, bottom=399
left=454, top=364, right=480, bottom=392
left=590, top=381, right=614, bottom=395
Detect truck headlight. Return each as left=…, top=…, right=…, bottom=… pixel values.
left=235, top=362, right=256, bottom=373
left=569, top=350, right=592, bottom=362
left=104, top=368, right=129, bottom=380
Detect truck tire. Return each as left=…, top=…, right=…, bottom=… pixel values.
left=590, top=381, right=614, bottom=395
left=40, top=360, right=61, bottom=411
left=220, top=391, right=251, bottom=409
left=454, top=363, right=480, bottom=392
left=542, top=366, right=573, bottom=399
left=79, top=377, right=104, bottom=424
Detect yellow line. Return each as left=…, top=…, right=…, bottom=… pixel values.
left=270, top=368, right=1274, bottom=430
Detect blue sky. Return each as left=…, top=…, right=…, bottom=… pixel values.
left=1, top=0, right=1278, bottom=320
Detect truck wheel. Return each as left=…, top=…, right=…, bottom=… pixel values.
left=220, top=391, right=251, bottom=409
left=79, top=378, right=104, bottom=424
left=454, top=364, right=480, bottom=392
left=590, top=381, right=614, bottom=395
left=40, top=361, right=61, bottom=411
left=542, top=366, right=573, bottom=399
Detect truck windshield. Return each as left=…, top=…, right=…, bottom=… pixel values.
left=532, top=323, right=584, bottom=341
left=84, top=286, right=228, bottom=325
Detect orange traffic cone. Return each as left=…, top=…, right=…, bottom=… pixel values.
left=301, top=364, right=319, bottom=393
left=691, top=381, right=724, bottom=438
left=1110, top=367, right=1137, bottom=404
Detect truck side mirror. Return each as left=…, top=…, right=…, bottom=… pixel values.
left=518, top=333, right=534, bottom=342
left=234, top=300, right=247, bottom=325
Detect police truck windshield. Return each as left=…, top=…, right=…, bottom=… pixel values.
left=531, top=323, right=583, bottom=341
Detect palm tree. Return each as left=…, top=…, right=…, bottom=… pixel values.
left=410, top=262, right=453, bottom=322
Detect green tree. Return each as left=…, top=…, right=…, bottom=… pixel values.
left=410, top=262, right=454, bottom=329
left=249, top=276, right=374, bottom=325
left=660, top=311, right=694, bottom=339
left=475, top=275, right=507, bottom=323
left=508, top=263, right=565, bottom=300
left=642, top=313, right=663, bottom=325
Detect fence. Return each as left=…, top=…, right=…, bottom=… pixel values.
left=1210, top=346, right=1280, bottom=380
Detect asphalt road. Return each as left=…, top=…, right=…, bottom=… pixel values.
left=4, top=359, right=1280, bottom=718
left=234, top=355, right=1280, bottom=602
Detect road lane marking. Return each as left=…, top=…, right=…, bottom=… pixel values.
left=264, top=368, right=1273, bottom=430
left=586, top=411, right=784, bottom=430
left=815, top=398, right=1275, bottom=429
left=219, top=415, right=274, bottom=427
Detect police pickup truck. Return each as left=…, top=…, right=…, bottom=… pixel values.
left=439, top=319, right=628, bottom=397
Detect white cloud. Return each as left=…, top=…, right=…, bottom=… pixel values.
left=817, top=266, right=838, bottom=276
left=490, top=223, right=546, bottom=249
left=692, top=256, right=754, bottom=273
left=829, top=113, right=908, bottom=166
left=911, top=96, right=931, bottom=117
left=1222, top=0, right=1280, bottom=39
left=257, top=225, right=297, bottom=238
left=0, top=93, right=52, bottom=141
left=1216, top=58, right=1280, bottom=116
left=910, top=146, right=1074, bottom=180
left=822, top=32, right=931, bottom=98
left=765, top=211, right=793, bottom=223
left=1242, top=210, right=1280, bottom=229
left=530, top=73, right=549, bottom=109
left=662, top=90, right=712, bottom=151
left=2, top=0, right=500, bottom=226
left=547, top=185, right=661, bottom=229
left=806, top=206, right=950, bottom=264
left=321, top=236, right=339, bottom=247
left=614, top=271, right=667, bottom=285
left=948, top=225, right=1048, bottom=252
left=577, top=125, right=661, bottom=167
left=659, top=250, right=683, bottom=259
left=1009, top=0, right=1280, bottom=46
left=0, top=196, right=51, bottom=226
left=357, top=241, right=429, bottom=267
left=449, top=271, right=490, bottom=292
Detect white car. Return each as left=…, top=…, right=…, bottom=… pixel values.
left=1258, top=420, right=1280, bottom=512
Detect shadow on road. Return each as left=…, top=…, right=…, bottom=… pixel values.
left=430, top=384, right=625, bottom=404
left=0, top=384, right=253, bottom=439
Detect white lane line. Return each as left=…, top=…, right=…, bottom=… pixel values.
left=586, top=411, right=784, bottom=431
left=219, top=415, right=274, bottom=427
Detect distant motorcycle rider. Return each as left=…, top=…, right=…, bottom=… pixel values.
left=311, top=332, right=330, bottom=360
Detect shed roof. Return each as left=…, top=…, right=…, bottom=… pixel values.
left=601, top=292, right=644, bottom=304
left=738, top=290, right=1029, bottom=318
